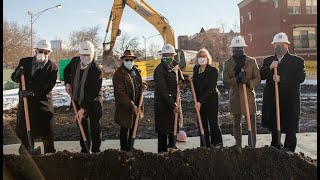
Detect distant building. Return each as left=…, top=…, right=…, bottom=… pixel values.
left=50, top=40, right=62, bottom=50
left=238, top=0, right=317, bottom=70
left=177, top=28, right=239, bottom=62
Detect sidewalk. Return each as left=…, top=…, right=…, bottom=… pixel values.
left=3, top=133, right=317, bottom=159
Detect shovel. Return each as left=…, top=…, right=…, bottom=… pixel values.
left=130, top=87, right=145, bottom=152
left=71, top=99, right=91, bottom=153
left=274, top=67, right=281, bottom=149
left=188, top=76, right=206, bottom=147
left=241, top=69, right=254, bottom=147
left=172, top=83, right=181, bottom=147
left=20, top=71, right=41, bottom=155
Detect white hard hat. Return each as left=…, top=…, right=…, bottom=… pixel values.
left=271, top=32, right=290, bottom=44
left=229, top=36, right=247, bottom=48
left=161, top=44, right=176, bottom=55
left=177, top=130, right=187, bottom=142
left=79, top=41, right=95, bottom=55
left=36, top=40, right=52, bottom=52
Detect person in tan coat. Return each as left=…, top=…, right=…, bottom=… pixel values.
left=223, top=36, right=261, bottom=148
left=113, top=50, right=147, bottom=151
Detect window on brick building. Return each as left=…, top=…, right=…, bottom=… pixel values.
left=248, top=12, right=252, bottom=21
left=248, top=33, right=252, bottom=42
left=293, top=27, right=317, bottom=48
left=288, top=0, right=301, bottom=14
left=241, top=16, right=243, bottom=24
left=273, top=0, right=279, bottom=8
left=306, top=0, right=317, bottom=14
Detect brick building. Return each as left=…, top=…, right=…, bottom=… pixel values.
left=238, top=0, right=317, bottom=72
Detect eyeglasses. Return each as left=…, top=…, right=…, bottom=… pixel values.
left=38, top=51, right=49, bottom=55
left=124, top=59, right=135, bottom=62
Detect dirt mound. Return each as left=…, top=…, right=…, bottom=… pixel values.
left=4, top=146, right=317, bottom=180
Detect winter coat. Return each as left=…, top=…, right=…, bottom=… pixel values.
left=112, top=64, right=143, bottom=128
left=260, top=52, right=306, bottom=133
left=223, top=55, right=261, bottom=115
left=154, top=61, right=181, bottom=134
left=192, top=64, right=219, bottom=104
left=64, top=57, right=103, bottom=113
left=11, top=57, right=58, bottom=137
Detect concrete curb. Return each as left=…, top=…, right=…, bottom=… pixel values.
left=3, top=133, right=317, bottom=159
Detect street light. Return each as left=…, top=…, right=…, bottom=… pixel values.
left=28, top=4, right=62, bottom=56
left=142, top=33, right=161, bottom=61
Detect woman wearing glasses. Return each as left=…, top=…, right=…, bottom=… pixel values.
left=113, top=50, right=147, bottom=151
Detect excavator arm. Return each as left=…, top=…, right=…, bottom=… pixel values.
left=102, top=0, right=176, bottom=73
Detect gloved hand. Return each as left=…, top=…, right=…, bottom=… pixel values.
left=236, top=72, right=246, bottom=84
left=21, top=90, right=35, bottom=98
left=14, top=67, right=25, bottom=80
left=142, top=81, right=148, bottom=90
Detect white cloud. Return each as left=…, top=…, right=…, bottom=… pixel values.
left=98, top=18, right=139, bottom=33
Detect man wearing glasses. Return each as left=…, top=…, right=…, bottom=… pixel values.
left=11, top=39, right=58, bottom=155
left=113, top=50, right=147, bottom=151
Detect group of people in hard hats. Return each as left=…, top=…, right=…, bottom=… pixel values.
left=12, top=31, right=305, bottom=155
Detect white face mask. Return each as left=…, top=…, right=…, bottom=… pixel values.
left=36, top=53, right=47, bottom=62
left=197, top=57, right=207, bottom=65
left=123, top=61, right=134, bottom=70
left=80, top=55, right=93, bottom=65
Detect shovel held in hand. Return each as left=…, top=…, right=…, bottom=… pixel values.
left=172, top=83, right=181, bottom=147
left=71, top=99, right=91, bottom=153
left=241, top=69, right=254, bottom=147
left=274, top=67, right=281, bottom=149
left=188, top=76, right=206, bottom=147
left=130, top=87, right=145, bottom=152
left=20, top=70, right=41, bottom=155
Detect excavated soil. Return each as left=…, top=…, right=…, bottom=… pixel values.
left=3, top=146, right=317, bottom=180
left=3, top=84, right=317, bottom=144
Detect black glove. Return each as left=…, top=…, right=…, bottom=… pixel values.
left=21, top=90, right=35, bottom=98
left=246, top=81, right=250, bottom=88
left=236, top=72, right=245, bottom=84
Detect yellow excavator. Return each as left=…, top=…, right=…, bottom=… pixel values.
left=102, top=0, right=219, bottom=77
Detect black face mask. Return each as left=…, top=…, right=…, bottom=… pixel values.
left=233, top=48, right=245, bottom=58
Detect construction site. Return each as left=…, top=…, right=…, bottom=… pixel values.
left=3, top=0, right=317, bottom=179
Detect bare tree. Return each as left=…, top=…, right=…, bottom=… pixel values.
left=3, top=18, right=34, bottom=67
left=69, top=25, right=101, bottom=49
left=113, top=32, right=141, bottom=57
left=147, top=42, right=161, bottom=57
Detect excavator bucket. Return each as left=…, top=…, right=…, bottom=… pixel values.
left=102, top=47, right=122, bottom=78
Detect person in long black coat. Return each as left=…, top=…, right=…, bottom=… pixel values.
left=154, top=44, right=182, bottom=153
left=64, top=41, right=103, bottom=153
left=11, top=40, right=57, bottom=154
left=191, top=48, right=223, bottom=147
left=260, top=32, right=306, bottom=152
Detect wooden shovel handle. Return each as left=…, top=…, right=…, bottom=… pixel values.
left=21, top=74, right=31, bottom=131
left=173, top=84, right=180, bottom=136
left=241, top=69, right=252, bottom=131
left=132, top=87, right=145, bottom=139
left=188, top=76, right=205, bottom=135
left=71, top=99, right=87, bottom=142
left=274, top=67, right=281, bottom=131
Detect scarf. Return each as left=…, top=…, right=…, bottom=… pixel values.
left=72, top=61, right=92, bottom=104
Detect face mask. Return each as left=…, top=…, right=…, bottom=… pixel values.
left=36, top=53, right=46, bottom=62
left=80, top=55, right=93, bottom=65
left=123, top=61, right=134, bottom=70
left=275, top=46, right=287, bottom=56
left=233, top=48, right=245, bottom=58
left=163, top=57, right=173, bottom=65
left=197, top=57, right=207, bottom=65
